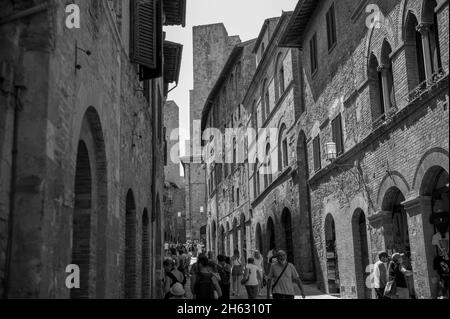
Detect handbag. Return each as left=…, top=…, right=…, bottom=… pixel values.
left=241, top=269, right=250, bottom=285
left=383, top=280, right=397, bottom=299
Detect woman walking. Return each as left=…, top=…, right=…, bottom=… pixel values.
left=243, top=257, right=262, bottom=299
left=231, top=249, right=243, bottom=297
left=385, top=252, right=413, bottom=299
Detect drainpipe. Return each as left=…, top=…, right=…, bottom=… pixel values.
left=3, top=85, right=23, bottom=299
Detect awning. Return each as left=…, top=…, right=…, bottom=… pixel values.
left=279, top=0, right=319, bottom=48
left=163, top=0, right=186, bottom=27
left=163, top=40, right=183, bottom=84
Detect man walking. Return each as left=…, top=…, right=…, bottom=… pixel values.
left=267, top=250, right=305, bottom=299
left=373, top=251, right=389, bottom=299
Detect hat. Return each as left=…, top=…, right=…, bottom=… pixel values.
left=391, top=253, right=401, bottom=262
left=169, top=282, right=186, bottom=297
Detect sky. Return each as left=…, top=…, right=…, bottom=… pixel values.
left=165, top=0, right=298, bottom=160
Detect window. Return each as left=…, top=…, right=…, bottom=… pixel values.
left=368, top=53, right=385, bottom=124
left=326, top=3, right=337, bottom=51
left=313, top=135, right=321, bottom=172
left=231, top=186, right=235, bottom=202
left=275, top=53, right=285, bottom=100
left=264, top=144, right=272, bottom=188
left=278, top=124, right=288, bottom=171
left=331, top=114, right=344, bottom=156
left=380, top=40, right=395, bottom=111
left=232, top=138, right=237, bottom=172
left=130, top=0, right=163, bottom=80
left=262, top=79, right=270, bottom=121
left=236, top=188, right=240, bottom=206
left=310, top=33, right=318, bottom=74
left=261, top=42, right=265, bottom=55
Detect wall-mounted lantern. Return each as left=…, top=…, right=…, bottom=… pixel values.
left=326, top=142, right=337, bottom=162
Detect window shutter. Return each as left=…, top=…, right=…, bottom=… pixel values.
left=131, top=0, right=163, bottom=80
left=313, top=135, right=321, bottom=172
left=332, top=114, right=344, bottom=156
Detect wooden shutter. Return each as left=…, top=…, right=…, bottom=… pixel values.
left=332, top=114, right=344, bottom=156
left=313, top=135, right=321, bottom=172
left=131, top=0, right=163, bottom=80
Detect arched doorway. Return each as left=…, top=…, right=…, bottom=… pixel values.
left=325, top=214, right=340, bottom=295
left=154, top=195, right=162, bottom=298
left=71, top=107, right=108, bottom=299
left=267, top=217, right=276, bottom=252
left=382, top=187, right=410, bottom=253
left=232, top=218, right=238, bottom=255
left=125, top=190, right=137, bottom=299
left=240, top=213, right=247, bottom=263
left=255, top=223, right=263, bottom=256
left=281, top=208, right=294, bottom=263
left=71, top=141, right=92, bottom=299
left=352, top=209, right=370, bottom=299
left=219, top=225, right=225, bottom=255
left=142, top=209, right=150, bottom=299
left=212, top=221, right=217, bottom=254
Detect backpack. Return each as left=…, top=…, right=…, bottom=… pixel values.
left=164, top=271, right=185, bottom=300
left=218, top=264, right=231, bottom=285
left=194, top=272, right=215, bottom=300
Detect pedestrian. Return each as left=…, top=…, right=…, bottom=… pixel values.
left=253, top=250, right=264, bottom=295
left=266, top=247, right=278, bottom=273
left=267, top=250, right=306, bottom=299
left=385, top=252, right=413, bottom=299
left=373, top=251, right=389, bottom=299
left=217, top=255, right=232, bottom=300
left=231, top=249, right=243, bottom=296
left=163, top=258, right=185, bottom=299
left=168, top=282, right=187, bottom=299
left=193, top=254, right=222, bottom=300
left=243, top=257, right=262, bottom=299
left=402, top=252, right=416, bottom=299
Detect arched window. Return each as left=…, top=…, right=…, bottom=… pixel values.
left=262, top=79, right=270, bottom=122
left=368, top=53, right=385, bottom=125
left=380, top=39, right=396, bottom=111
left=254, top=159, right=260, bottom=197
left=404, top=12, right=426, bottom=90
left=278, top=124, right=288, bottom=171
left=264, top=144, right=272, bottom=188
left=275, top=53, right=285, bottom=100
left=232, top=137, right=237, bottom=172
left=421, top=0, right=442, bottom=77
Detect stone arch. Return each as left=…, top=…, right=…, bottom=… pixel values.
left=124, top=189, right=137, bottom=299
left=413, top=148, right=449, bottom=192
left=352, top=209, right=370, bottom=299
left=255, top=223, right=263, bottom=256
left=212, top=220, right=217, bottom=254
left=281, top=208, right=294, bottom=263
left=71, top=106, right=108, bottom=299
left=382, top=187, right=410, bottom=253
left=141, top=209, right=150, bottom=299
left=240, top=212, right=247, bottom=262
left=377, top=171, right=410, bottom=210
left=324, top=213, right=340, bottom=295
left=267, top=216, right=276, bottom=252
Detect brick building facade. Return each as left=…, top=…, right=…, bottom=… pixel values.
left=202, top=38, right=256, bottom=263
left=280, top=0, right=449, bottom=298
left=0, top=0, right=185, bottom=298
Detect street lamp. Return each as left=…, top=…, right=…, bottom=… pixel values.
left=326, top=142, right=337, bottom=162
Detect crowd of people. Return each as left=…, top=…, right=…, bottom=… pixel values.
left=161, top=242, right=306, bottom=300
left=373, top=249, right=449, bottom=299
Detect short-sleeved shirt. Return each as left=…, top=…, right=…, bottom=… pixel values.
left=268, top=262, right=299, bottom=296
left=245, top=264, right=260, bottom=286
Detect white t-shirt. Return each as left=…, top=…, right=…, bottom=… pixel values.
left=245, top=264, right=260, bottom=286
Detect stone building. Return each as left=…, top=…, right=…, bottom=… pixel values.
left=243, top=13, right=315, bottom=281
left=163, top=101, right=186, bottom=243
left=201, top=38, right=257, bottom=263
left=183, top=23, right=241, bottom=242
left=280, top=0, right=449, bottom=298
left=0, top=0, right=185, bottom=299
